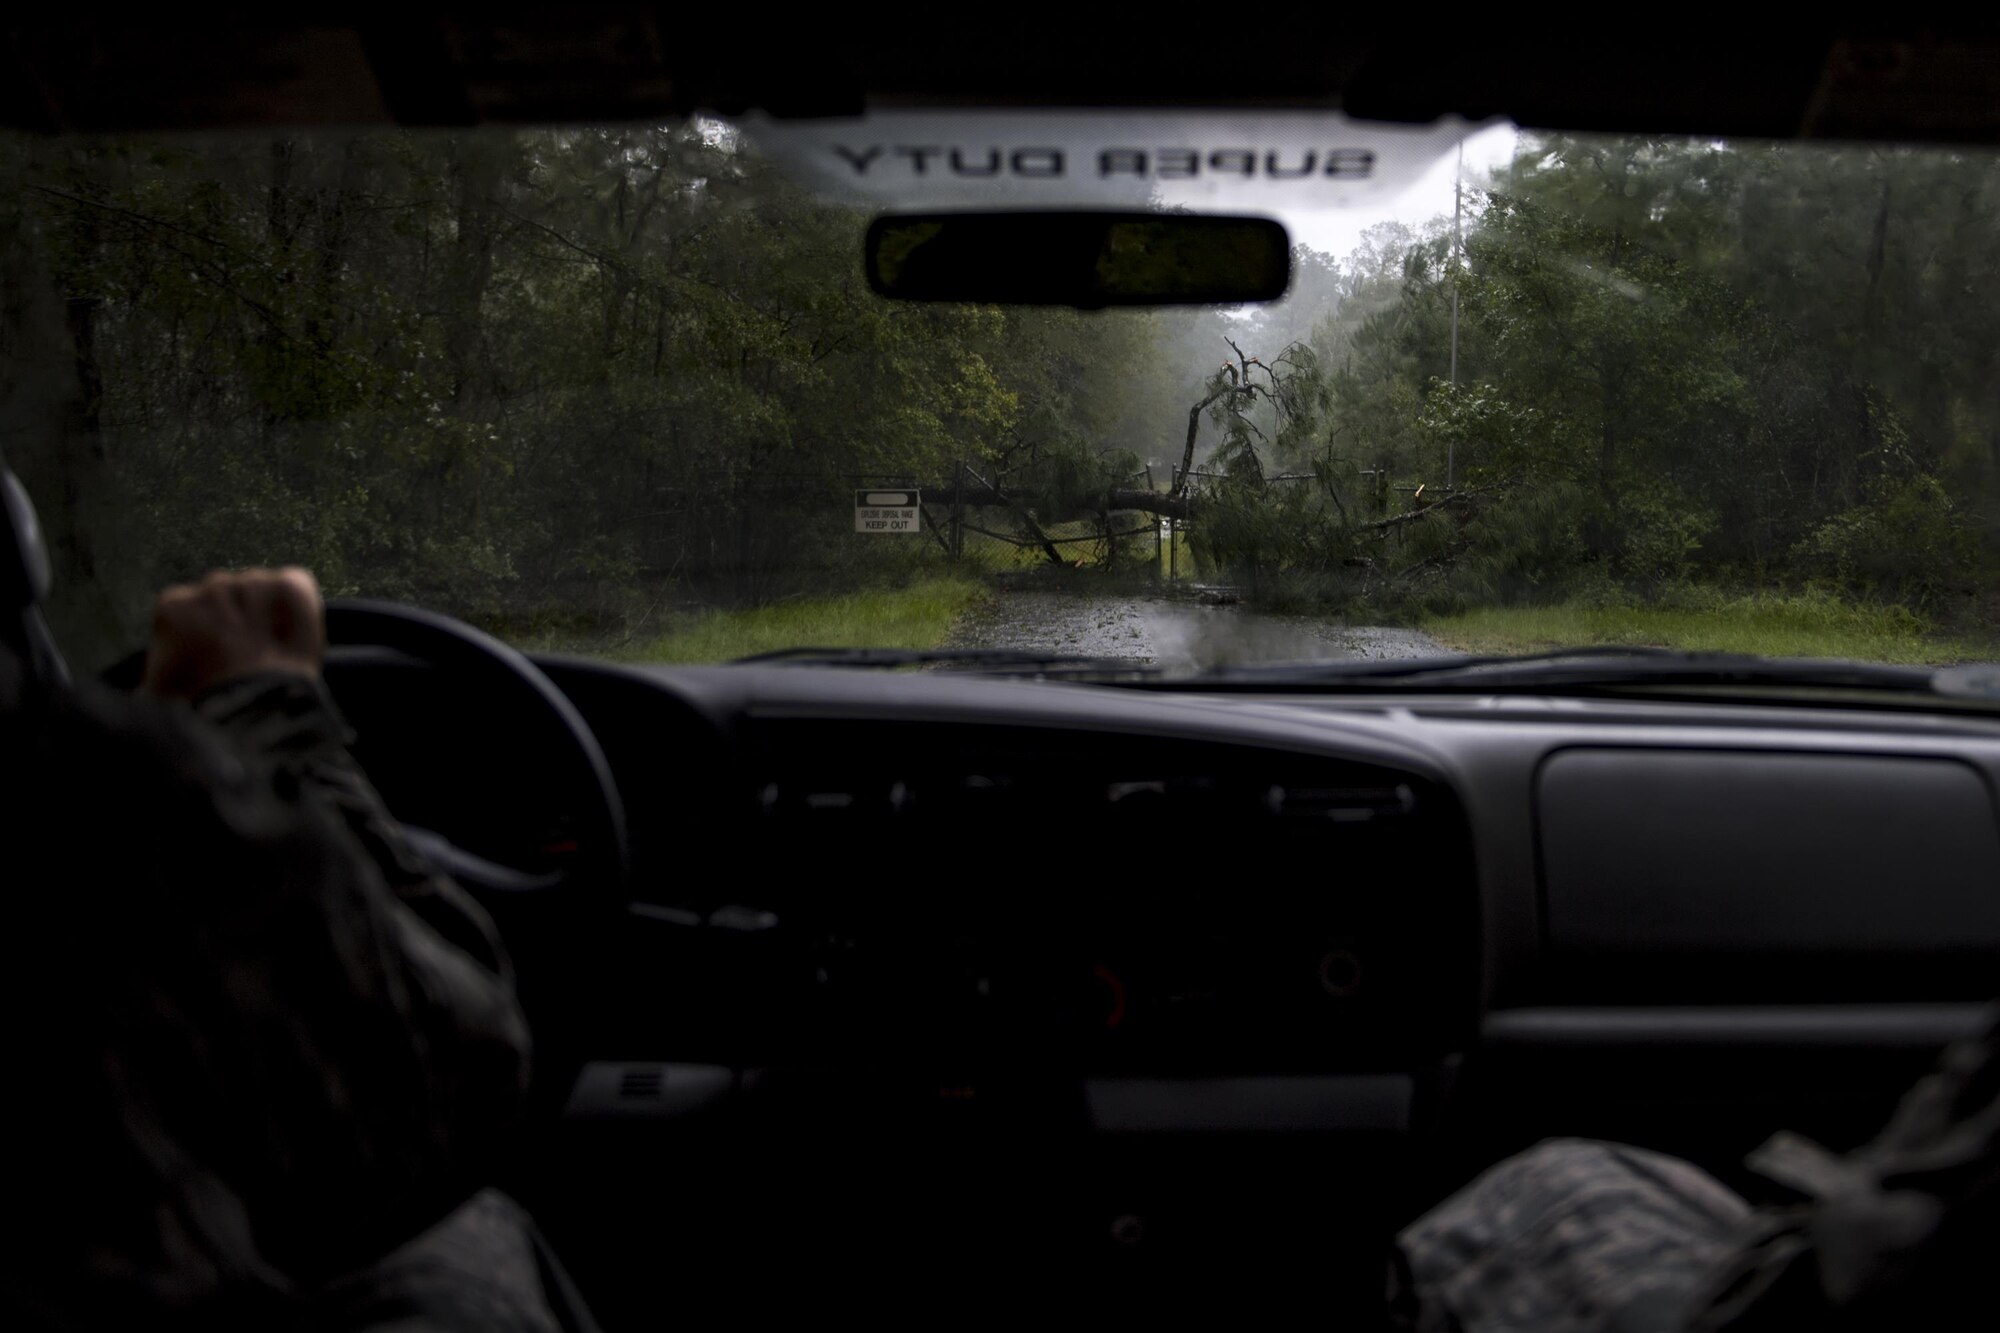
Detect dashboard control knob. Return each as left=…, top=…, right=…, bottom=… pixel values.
left=1318, top=948, right=1363, bottom=998
left=1091, top=963, right=1126, bottom=1030
left=709, top=905, right=779, bottom=932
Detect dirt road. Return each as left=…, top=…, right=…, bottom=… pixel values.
left=944, top=588, right=1449, bottom=672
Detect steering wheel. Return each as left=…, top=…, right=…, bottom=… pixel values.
left=109, top=595, right=630, bottom=1118
left=107, top=596, right=631, bottom=911
left=325, top=598, right=630, bottom=901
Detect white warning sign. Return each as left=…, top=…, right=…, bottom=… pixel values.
left=855, top=489, right=921, bottom=534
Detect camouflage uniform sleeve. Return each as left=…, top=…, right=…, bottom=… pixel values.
left=192, top=671, right=515, bottom=978
left=0, top=663, right=533, bottom=1323
left=184, top=672, right=536, bottom=1259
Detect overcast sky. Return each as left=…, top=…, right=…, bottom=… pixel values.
left=1285, top=122, right=1520, bottom=261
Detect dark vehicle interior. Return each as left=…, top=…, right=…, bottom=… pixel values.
left=12, top=17, right=2000, bottom=1325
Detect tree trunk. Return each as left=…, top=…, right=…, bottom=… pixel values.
left=307, top=139, right=363, bottom=352
left=997, top=491, right=1067, bottom=565
left=937, top=479, right=1192, bottom=521
left=438, top=142, right=504, bottom=520
left=0, top=205, right=126, bottom=661
left=1862, top=175, right=1892, bottom=346
left=444, top=142, right=503, bottom=408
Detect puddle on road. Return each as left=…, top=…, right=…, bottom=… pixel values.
left=944, top=591, right=1449, bottom=673
left=1143, top=603, right=1445, bottom=671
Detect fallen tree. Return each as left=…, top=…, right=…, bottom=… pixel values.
left=923, top=338, right=1499, bottom=570
left=931, top=477, right=1191, bottom=521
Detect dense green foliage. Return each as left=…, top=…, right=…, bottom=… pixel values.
left=0, top=125, right=1158, bottom=664
left=1422, top=591, right=1957, bottom=663
left=6, top=123, right=2000, bottom=665
left=1192, top=135, right=2000, bottom=637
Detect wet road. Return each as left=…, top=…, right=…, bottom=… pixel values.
left=944, top=589, right=1449, bottom=673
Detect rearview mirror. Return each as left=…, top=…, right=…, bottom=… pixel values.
left=865, top=212, right=1291, bottom=308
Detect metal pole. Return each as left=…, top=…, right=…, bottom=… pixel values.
left=1448, top=293, right=1459, bottom=391
left=1448, top=141, right=1462, bottom=493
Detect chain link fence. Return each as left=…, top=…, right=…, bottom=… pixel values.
left=629, top=471, right=1189, bottom=598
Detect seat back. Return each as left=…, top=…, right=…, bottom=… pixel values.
left=0, top=457, right=69, bottom=690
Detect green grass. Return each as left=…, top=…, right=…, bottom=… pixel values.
left=1422, top=593, right=1995, bottom=664
left=611, top=576, right=987, bottom=664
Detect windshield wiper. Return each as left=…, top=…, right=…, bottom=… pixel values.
left=729, top=642, right=1998, bottom=702
left=730, top=645, right=1156, bottom=674
left=1194, top=646, right=1950, bottom=695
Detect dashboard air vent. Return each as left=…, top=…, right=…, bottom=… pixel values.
left=618, top=1066, right=665, bottom=1100
left=1267, top=782, right=1416, bottom=822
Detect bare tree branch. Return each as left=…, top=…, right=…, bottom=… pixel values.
left=1362, top=488, right=1492, bottom=532
left=1173, top=387, right=1233, bottom=497
left=962, top=460, right=1066, bottom=564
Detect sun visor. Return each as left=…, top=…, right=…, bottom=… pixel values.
left=738, top=109, right=1496, bottom=216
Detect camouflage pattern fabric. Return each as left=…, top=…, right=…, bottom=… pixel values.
left=1396, top=1139, right=1752, bottom=1333
left=1401, top=1002, right=2000, bottom=1332
left=0, top=655, right=590, bottom=1330
left=302, top=1190, right=594, bottom=1333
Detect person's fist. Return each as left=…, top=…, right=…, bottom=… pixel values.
left=140, top=566, right=326, bottom=699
